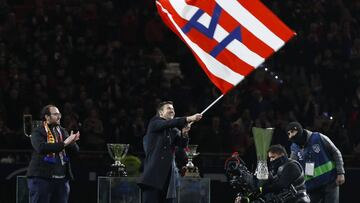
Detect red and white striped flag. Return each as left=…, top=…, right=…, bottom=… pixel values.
left=156, top=0, right=296, bottom=94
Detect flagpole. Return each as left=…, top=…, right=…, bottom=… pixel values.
left=201, top=94, right=224, bottom=115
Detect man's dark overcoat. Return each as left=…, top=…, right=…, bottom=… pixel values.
left=138, top=116, right=188, bottom=191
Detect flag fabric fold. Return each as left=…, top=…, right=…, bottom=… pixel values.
left=156, top=0, right=296, bottom=94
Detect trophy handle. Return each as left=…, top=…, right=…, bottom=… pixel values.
left=23, top=114, right=33, bottom=137
left=107, top=144, right=115, bottom=160
left=121, top=145, right=129, bottom=160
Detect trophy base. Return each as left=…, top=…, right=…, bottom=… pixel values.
left=182, top=166, right=200, bottom=178
left=107, top=166, right=127, bottom=177
left=107, top=171, right=127, bottom=177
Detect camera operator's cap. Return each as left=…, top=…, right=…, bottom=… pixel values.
left=285, top=122, right=303, bottom=133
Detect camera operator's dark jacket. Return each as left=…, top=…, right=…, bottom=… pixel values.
left=262, top=156, right=309, bottom=203
left=26, top=124, right=79, bottom=179
left=138, top=116, right=188, bottom=198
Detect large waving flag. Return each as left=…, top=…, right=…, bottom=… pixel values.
left=156, top=0, right=296, bottom=94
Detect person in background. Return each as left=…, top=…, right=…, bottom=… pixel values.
left=26, top=104, right=80, bottom=203
left=234, top=144, right=310, bottom=203
left=286, top=121, right=345, bottom=203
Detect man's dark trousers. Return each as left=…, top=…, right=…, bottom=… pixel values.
left=27, top=177, right=70, bottom=203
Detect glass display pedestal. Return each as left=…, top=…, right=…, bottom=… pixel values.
left=98, top=176, right=210, bottom=203
left=16, top=176, right=29, bottom=203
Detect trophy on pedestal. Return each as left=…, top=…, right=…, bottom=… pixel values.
left=183, top=145, right=200, bottom=177
left=107, top=143, right=129, bottom=177
left=252, top=127, right=274, bottom=180
left=23, top=114, right=42, bottom=137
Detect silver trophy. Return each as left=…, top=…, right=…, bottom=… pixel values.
left=107, top=143, right=129, bottom=177
left=183, top=145, right=200, bottom=177
left=23, top=114, right=42, bottom=137
left=252, top=127, right=273, bottom=180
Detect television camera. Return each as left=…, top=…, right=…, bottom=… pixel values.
left=224, top=152, right=298, bottom=203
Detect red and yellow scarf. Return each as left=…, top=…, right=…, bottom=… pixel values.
left=43, top=121, right=67, bottom=164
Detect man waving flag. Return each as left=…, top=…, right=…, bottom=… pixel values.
left=156, top=0, right=296, bottom=94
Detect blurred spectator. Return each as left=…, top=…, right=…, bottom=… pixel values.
left=0, top=116, right=14, bottom=148
left=199, top=116, right=226, bottom=153
left=82, top=108, right=104, bottom=150
left=228, top=118, right=251, bottom=155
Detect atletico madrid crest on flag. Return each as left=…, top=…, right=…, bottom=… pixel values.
left=156, top=0, right=296, bottom=94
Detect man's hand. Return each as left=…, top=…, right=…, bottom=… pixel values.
left=64, top=131, right=80, bottom=147
left=186, top=113, right=202, bottom=123
left=336, top=174, right=345, bottom=186
left=182, top=123, right=192, bottom=136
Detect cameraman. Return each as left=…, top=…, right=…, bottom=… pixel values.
left=260, top=144, right=310, bottom=203
left=233, top=145, right=310, bottom=203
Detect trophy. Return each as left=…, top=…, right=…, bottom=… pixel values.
left=183, top=145, right=200, bottom=177
left=23, top=114, right=42, bottom=137
left=252, top=127, right=273, bottom=180
left=107, top=143, right=129, bottom=177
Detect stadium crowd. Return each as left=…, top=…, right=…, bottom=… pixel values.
left=0, top=0, right=359, bottom=167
